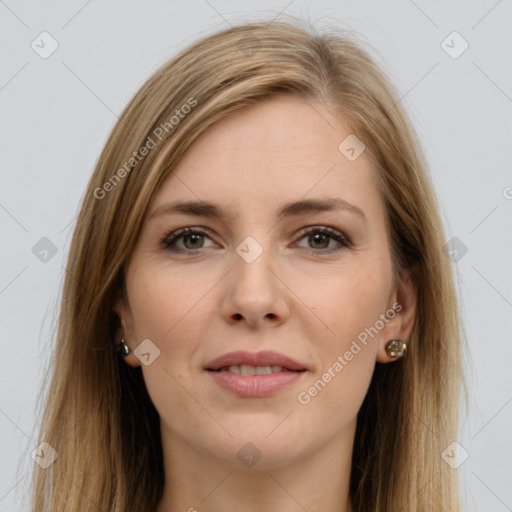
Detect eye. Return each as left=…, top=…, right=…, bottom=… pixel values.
left=161, top=226, right=351, bottom=254
left=294, top=226, right=350, bottom=254
left=162, top=227, right=215, bottom=252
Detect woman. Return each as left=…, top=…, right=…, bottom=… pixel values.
left=30, top=17, right=469, bottom=512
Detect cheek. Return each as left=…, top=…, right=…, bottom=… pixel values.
left=127, top=263, right=214, bottom=341
left=126, top=266, right=212, bottom=427
left=298, top=256, right=391, bottom=390
left=293, top=271, right=388, bottom=426
left=304, top=257, right=392, bottom=345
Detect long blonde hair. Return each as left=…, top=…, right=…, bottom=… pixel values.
left=29, top=16, right=469, bottom=511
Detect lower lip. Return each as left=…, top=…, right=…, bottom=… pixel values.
left=206, top=369, right=306, bottom=397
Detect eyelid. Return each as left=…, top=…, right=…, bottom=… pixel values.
left=162, top=226, right=215, bottom=249
left=292, top=226, right=351, bottom=254
left=295, top=225, right=351, bottom=246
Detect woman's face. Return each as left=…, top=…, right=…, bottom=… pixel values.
left=116, top=95, right=416, bottom=469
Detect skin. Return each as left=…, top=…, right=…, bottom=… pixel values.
left=115, top=95, right=417, bottom=512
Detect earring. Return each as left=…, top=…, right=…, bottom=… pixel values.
left=118, top=338, right=131, bottom=356
left=385, top=339, right=407, bottom=358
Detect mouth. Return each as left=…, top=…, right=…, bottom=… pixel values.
left=204, top=350, right=308, bottom=397
left=204, top=349, right=308, bottom=372
left=208, top=365, right=305, bottom=375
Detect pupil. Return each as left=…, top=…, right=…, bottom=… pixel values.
left=185, top=234, right=203, bottom=249
left=311, top=233, right=328, bottom=249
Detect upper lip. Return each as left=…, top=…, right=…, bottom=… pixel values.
left=205, top=350, right=307, bottom=371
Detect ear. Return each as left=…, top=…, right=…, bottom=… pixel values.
left=113, top=293, right=141, bottom=368
left=376, top=265, right=418, bottom=364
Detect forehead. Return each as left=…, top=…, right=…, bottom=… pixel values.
left=150, top=95, right=383, bottom=220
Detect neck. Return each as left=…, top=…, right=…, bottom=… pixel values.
left=155, top=420, right=356, bottom=512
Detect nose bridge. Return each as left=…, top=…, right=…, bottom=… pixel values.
left=233, top=233, right=275, bottom=293
left=223, top=231, right=289, bottom=324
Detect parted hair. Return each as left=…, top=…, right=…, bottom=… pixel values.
left=29, top=16, right=468, bottom=512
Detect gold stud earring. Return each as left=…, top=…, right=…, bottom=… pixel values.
left=385, top=339, right=407, bottom=358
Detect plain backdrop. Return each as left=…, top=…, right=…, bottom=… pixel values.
left=1, top=1, right=511, bottom=511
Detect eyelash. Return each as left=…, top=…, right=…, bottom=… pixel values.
left=161, top=226, right=351, bottom=255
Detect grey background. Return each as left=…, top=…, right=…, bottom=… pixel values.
left=1, top=1, right=511, bottom=510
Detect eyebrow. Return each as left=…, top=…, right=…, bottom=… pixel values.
left=149, top=197, right=367, bottom=223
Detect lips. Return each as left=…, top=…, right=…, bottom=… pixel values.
left=205, top=350, right=307, bottom=372
left=205, top=350, right=308, bottom=398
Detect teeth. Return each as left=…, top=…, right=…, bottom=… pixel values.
left=241, top=365, right=257, bottom=376
left=224, top=365, right=284, bottom=375
left=256, top=366, right=272, bottom=375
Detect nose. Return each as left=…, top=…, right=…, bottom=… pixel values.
left=220, top=240, right=290, bottom=329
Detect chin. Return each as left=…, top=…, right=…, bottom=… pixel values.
left=195, top=429, right=308, bottom=471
